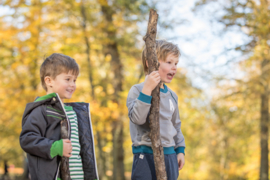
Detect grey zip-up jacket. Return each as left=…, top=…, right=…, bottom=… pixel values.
left=126, top=82, right=185, bottom=154
left=20, top=93, right=98, bottom=180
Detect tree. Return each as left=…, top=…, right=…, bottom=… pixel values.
left=196, top=0, right=270, bottom=179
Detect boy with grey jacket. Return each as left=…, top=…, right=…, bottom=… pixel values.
left=20, top=53, right=98, bottom=180
left=126, top=40, right=185, bottom=180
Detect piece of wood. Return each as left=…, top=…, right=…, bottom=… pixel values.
left=143, top=9, right=167, bottom=180
left=61, top=120, right=71, bottom=180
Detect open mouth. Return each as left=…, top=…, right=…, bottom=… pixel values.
left=167, top=73, right=175, bottom=79
left=66, top=89, right=74, bottom=93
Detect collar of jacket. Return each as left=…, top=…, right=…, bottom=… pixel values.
left=22, top=93, right=86, bottom=127
left=35, top=93, right=58, bottom=102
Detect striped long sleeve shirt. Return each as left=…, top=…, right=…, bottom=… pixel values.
left=65, top=105, right=84, bottom=179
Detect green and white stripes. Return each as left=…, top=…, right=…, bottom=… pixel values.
left=46, top=107, right=65, bottom=120
left=65, top=106, right=84, bottom=179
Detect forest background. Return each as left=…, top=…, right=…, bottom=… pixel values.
left=1, top=0, right=270, bottom=180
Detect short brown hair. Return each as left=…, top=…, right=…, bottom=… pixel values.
left=40, top=53, right=79, bottom=91
left=142, top=40, right=180, bottom=74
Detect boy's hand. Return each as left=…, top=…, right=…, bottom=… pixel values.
left=177, top=153, right=185, bottom=170
left=142, top=71, right=160, bottom=96
left=63, top=139, right=72, bottom=157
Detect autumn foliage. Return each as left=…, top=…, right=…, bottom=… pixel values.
left=1, top=0, right=270, bottom=180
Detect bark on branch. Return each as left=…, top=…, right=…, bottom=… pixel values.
left=143, top=9, right=167, bottom=180
left=61, top=120, right=71, bottom=180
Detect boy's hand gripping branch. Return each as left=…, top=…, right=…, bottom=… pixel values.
left=142, top=71, right=161, bottom=96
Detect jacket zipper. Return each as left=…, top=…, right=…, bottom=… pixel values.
left=54, top=94, right=71, bottom=179
left=56, top=93, right=71, bottom=138
left=55, top=161, right=61, bottom=180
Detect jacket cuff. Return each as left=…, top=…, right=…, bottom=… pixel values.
left=50, top=139, right=63, bottom=158
left=175, top=147, right=185, bottom=155
left=138, top=92, right=152, bottom=104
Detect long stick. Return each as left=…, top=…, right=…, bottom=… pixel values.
left=143, top=9, right=167, bottom=180
left=61, top=120, right=71, bottom=180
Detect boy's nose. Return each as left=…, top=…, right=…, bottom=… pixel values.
left=70, top=82, right=76, bottom=86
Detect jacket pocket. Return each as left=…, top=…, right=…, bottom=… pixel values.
left=131, top=154, right=152, bottom=180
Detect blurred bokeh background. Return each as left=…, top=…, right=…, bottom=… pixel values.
left=1, top=0, right=270, bottom=179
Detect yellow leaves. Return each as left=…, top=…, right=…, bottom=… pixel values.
left=107, top=83, right=114, bottom=95
left=90, top=100, right=121, bottom=123
left=211, top=140, right=217, bottom=146
left=97, top=0, right=108, bottom=6
left=106, top=133, right=113, bottom=141
left=102, top=146, right=111, bottom=153
left=107, top=100, right=118, bottom=109
left=111, top=111, right=119, bottom=119
left=107, top=24, right=116, bottom=32
left=11, top=62, right=19, bottom=69
left=94, top=86, right=103, bottom=94
left=91, top=43, right=102, bottom=51
left=107, top=101, right=120, bottom=119
left=105, top=54, right=111, bottom=62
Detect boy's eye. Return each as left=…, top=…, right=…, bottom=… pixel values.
left=167, top=61, right=171, bottom=64
left=66, top=78, right=70, bottom=81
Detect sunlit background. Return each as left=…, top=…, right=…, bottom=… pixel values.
left=0, top=0, right=269, bottom=179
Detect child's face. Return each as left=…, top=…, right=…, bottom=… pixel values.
left=158, top=53, right=179, bottom=84
left=47, top=71, right=77, bottom=102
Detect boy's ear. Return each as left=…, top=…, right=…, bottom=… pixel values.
left=44, top=76, right=53, bottom=88
left=146, top=60, right=148, bottom=67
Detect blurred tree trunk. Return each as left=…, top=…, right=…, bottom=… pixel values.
left=259, top=1, right=269, bottom=179
left=98, top=1, right=125, bottom=179
left=260, top=59, right=269, bottom=180
left=112, top=120, right=125, bottom=180
left=29, top=0, right=42, bottom=91
left=144, top=9, right=167, bottom=180
left=96, top=129, right=107, bottom=180
left=80, top=2, right=107, bottom=179
left=219, top=139, right=227, bottom=180
left=80, top=2, right=95, bottom=98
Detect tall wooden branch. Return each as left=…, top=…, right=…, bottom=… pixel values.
left=61, top=120, right=71, bottom=180
left=143, top=9, right=167, bottom=180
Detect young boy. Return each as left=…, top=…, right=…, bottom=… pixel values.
left=20, top=53, right=98, bottom=180
left=126, top=40, right=185, bottom=180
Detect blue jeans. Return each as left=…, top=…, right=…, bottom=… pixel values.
left=131, top=153, right=179, bottom=180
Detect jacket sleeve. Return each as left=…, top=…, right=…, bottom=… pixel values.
left=126, top=86, right=152, bottom=125
left=20, top=106, right=55, bottom=159
left=172, top=95, right=186, bottom=154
